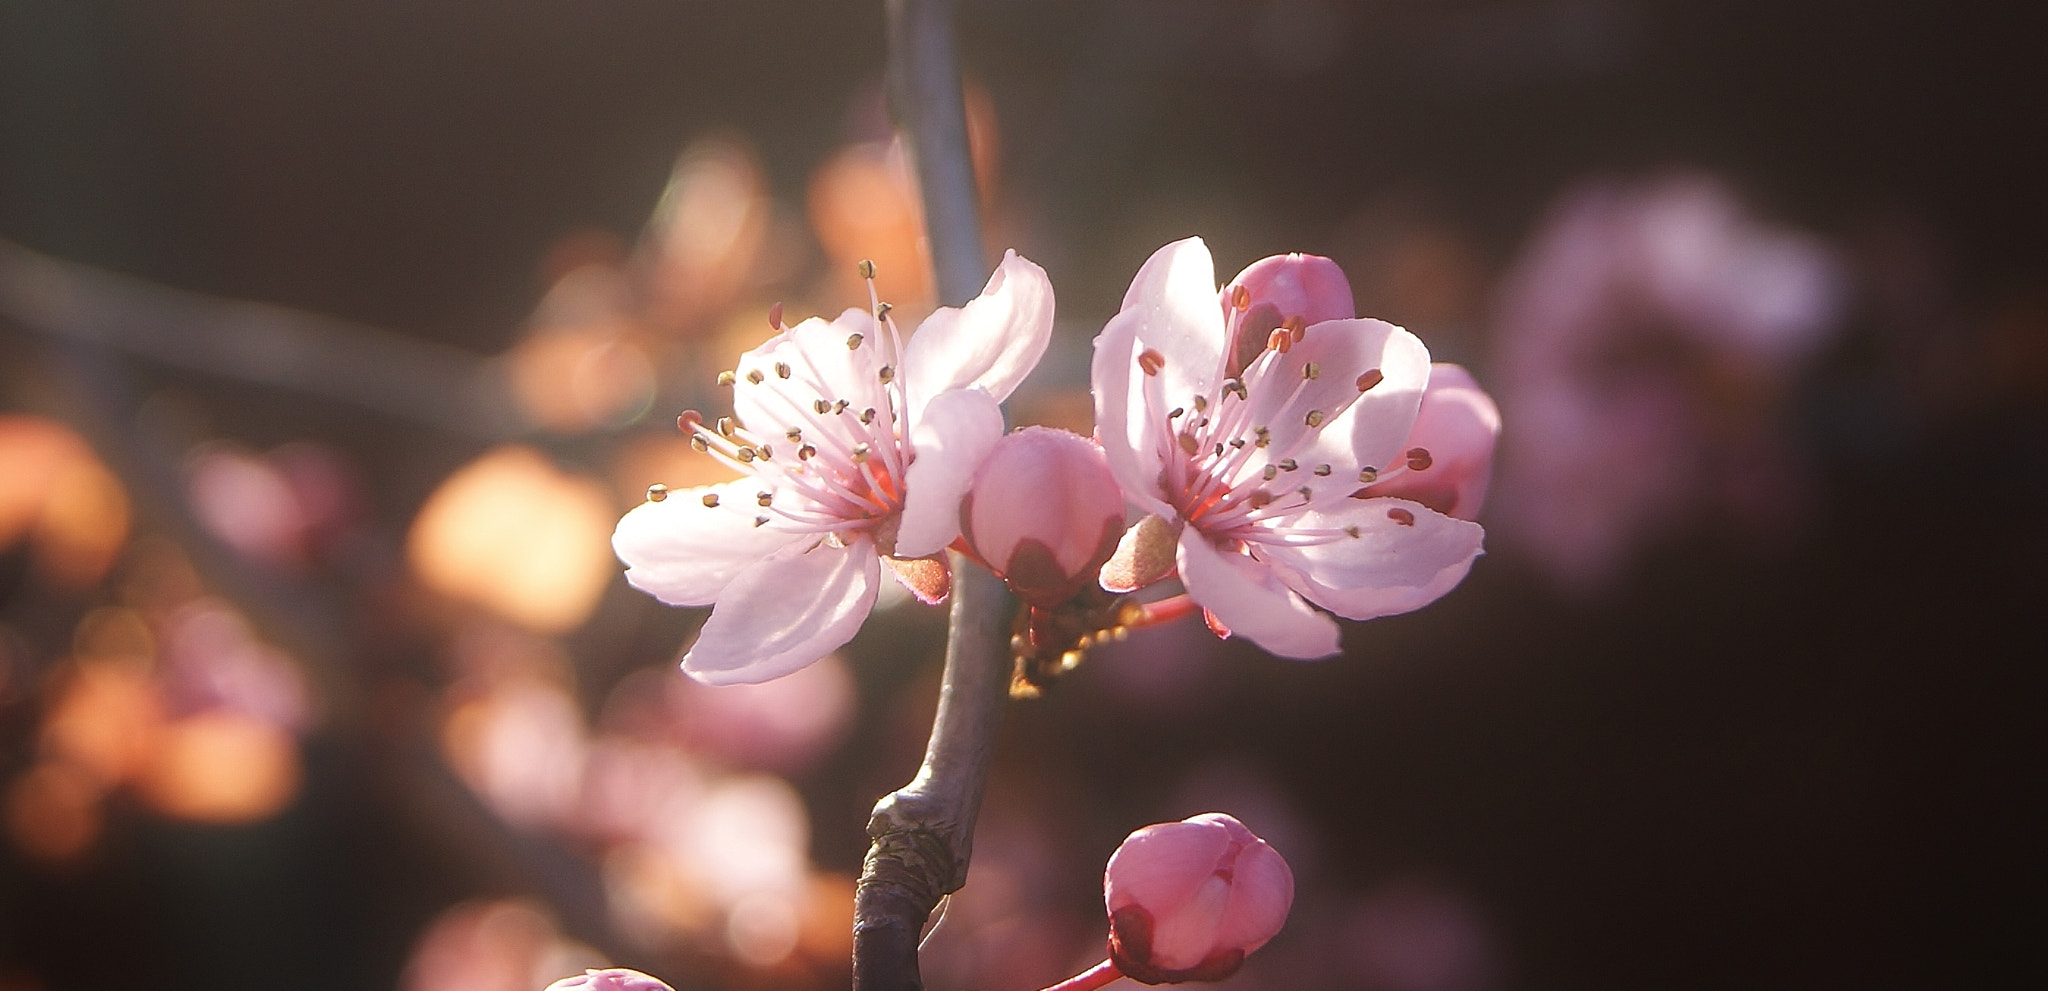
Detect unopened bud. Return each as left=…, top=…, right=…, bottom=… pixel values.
left=1104, top=813, right=1295, bottom=985
left=960, top=427, right=1126, bottom=608
left=543, top=968, right=676, bottom=991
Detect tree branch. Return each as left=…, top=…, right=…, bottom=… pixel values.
left=853, top=2, right=1015, bottom=989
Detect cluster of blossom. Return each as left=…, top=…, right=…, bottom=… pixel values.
left=612, top=237, right=1499, bottom=687
left=595, top=237, right=1500, bottom=986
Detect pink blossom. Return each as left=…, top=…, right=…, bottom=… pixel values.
left=1104, top=812, right=1295, bottom=984
left=613, top=252, right=1053, bottom=684
left=1091, top=238, right=1488, bottom=658
left=542, top=968, right=676, bottom=991
left=960, top=426, right=1126, bottom=607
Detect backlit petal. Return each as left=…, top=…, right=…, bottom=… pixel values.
left=903, top=251, right=1055, bottom=413
left=613, top=479, right=801, bottom=606
left=1177, top=530, right=1340, bottom=659
left=682, top=535, right=879, bottom=685
left=895, top=388, right=1005, bottom=559
left=1259, top=499, right=1483, bottom=621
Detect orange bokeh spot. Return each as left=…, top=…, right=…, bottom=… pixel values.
left=135, top=711, right=301, bottom=824
left=40, top=661, right=166, bottom=787
left=0, top=415, right=130, bottom=590
left=406, top=446, right=616, bottom=634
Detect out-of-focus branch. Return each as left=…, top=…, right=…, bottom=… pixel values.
left=0, top=238, right=525, bottom=438
left=854, top=2, right=1016, bottom=989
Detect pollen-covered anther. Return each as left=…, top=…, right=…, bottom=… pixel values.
left=851, top=444, right=871, bottom=464
left=1356, top=368, right=1384, bottom=392
left=715, top=417, right=736, bottom=437
left=846, top=333, right=864, bottom=350
left=753, top=515, right=769, bottom=527
left=1138, top=349, right=1166, bottom=376
left=834, top=400, right=850, bottom=414
left=876, top=302, right=894, bottom=321
left=759, top=444, right=774, bottom=459
left=1387, top=507, right=1416, bottom=526
left=1358, top=466, right=1379, bottom=483
left=1254, top=426, right=1271, bottom=448
left=756, top=492, right=773, bottom=507
left=774, top=361, right=792, bottom=379
left=1231, top=284, right=1251, bottom=310
left=813, top=399, right=832, bottom=415
left=701, top=493, right=721, bottom=508
left=646, top=483, right=669, bottom=502
left=1192, top=395, right=1209, bottom=413
left=1230, top=438, right=1247, bottom=449
left=1262, top=465, right=1279, bottom=481
left=1406, top=447, right=1434, bottom=471
left=746, top=369, right=765, bottom=385
left=860, top=407, right=876, bottom=425
left=735, top=447, right=757, bottom=463
left=1179, top=433, right=1201, bottom=456
left=798, top=444, right=817, bottom=460
left=689, top=435, right=709, bottom=452
left=857, top=259, right=876, bottom=279
left=1344, top=524, right=1361, bottom=538
left=878, top=366, right=896, bottom=383
left=1313, top=464, right=1332, bottom=476
left=1304, top=409, right=1326, bottom=428
left=716, top=370, right=737, bottom=387
left=1266, top=329, right=1292, bottom=353
left=1278, top=459, right=1298, bottom=472
left=1302, top=361, right=1320, bottom=380
left=1168, top=407, right=1185, bottom=420
left=1297, top=486, right=1314, bottom=501
left=785, top=427, right=803, bottom=442
left=1247, top=490, right=1274, bottom=510
left=1225, top=378, right=1248, bottom=400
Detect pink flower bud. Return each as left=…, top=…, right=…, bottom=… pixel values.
left=1363, top=363, right=1501, bottom=520
left=961, top=427, right=1126, bottom=608
left=1104, top=813, right=1295, bottom=984
left=1220, top=253, right=1355, bottom=375
left=542, top=968, right=675, bottom=991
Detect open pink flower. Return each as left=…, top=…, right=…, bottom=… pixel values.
left=1092, top=238, right=1487, bottom=659
left=1104, top=812, right=1295, bottom=984
left=613, top=252, right=1054, bottom=684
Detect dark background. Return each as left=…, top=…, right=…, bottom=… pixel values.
left=3, top=2, right=2043, bottom=989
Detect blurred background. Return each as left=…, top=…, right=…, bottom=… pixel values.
left=1, top=1, right=2043, bottom=989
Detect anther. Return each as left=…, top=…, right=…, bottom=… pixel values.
left=716, top=370, right=737, bottom=387
left=857, top=259, right=876, bottom=280
left=1313, top=464, right=1332, bottom=476
left=1230, top=438, right=1247, bottom=449
left=756, top=492, right=773, bottom=507
left=1248, top=490, right=1274, bottom=510
left=689, top=435, right=709, bottom=452
left=834, top=399, right=850, bottom=413
left=798, top=444, right=817, bottom=460
left=1231, top=284, right=1251, bottom=310
left=1179, top=434, right=1200, bottom=455
left=785, top=428, right=803, bottom=442
left=878, top=366, right=896, bottom=383
left=646, top=483, right=669, bottom=502
left=814, top=399, right=833, bottom=415
left=1304, top=409, right=1326, bottom=427
left=860, top=407, right=876, bottom=424
left=716, top=416, right=736, bottom=437
left=1266, top=329, right=1292, bottom=353
left=767, top=302, right=784, bottom=329
left=1214, top=443, right=1225, bottom=457
left=746, top=369, right=765, bottom=385
left=1138, top=349, right=1166, bottom=376
left=735, top=447, right=757, bottom=463
left=1358, top=466, right=1379, bottom=483
left=1356, top=368, right=1383, bottom=392
left=1225, top=378, right=1248, bottom=400
left=1298, top=486, right=1314, bottom=500
left=851, top=444, right=871, bottom=463
left=759, top=444, right=773, bottom=459
left=1168, top=407, right=1185, bottom=419
left=1254, top=426, right=1271, bottom=448
left=1344, top=525, right=1361, bottom=538
left=1388, top=507, right=1416, bottom=526
left=774, top=361, right=791, bottom=379
left=754, top=515, right=770, bottom=527
left=876, top=302, right=893, bottom=321
left=1262, top=465, right=1279, bottom=481
left=1302, top=361, right=1320, bottom=380
left=1406, top=447, right=1434, bottom=471
left=1193, top=395, right=1209, bottom=413
left=701, top=493, right=721, bottom=508
left=846, top=333, right=864, bottom=350
left=1278, top=459, right=1298, bottom=472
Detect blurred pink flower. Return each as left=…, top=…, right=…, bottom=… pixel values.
left=543, top=968, right=676, bottom=991
left=1091, top=238, right=1489, bottom=658
left=960, top=426, right=1126, bottom=607
left=613, top=251, right=1053, bottom=684
left=1489, top=174, right=1845, bottom=593
left=1104, top=812, right=1295, bottom=984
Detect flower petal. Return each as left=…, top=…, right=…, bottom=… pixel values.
left=1176, top=530, right=1340, bottom=659
left=1299, top=318, right=1434, bottom=477
left=682, top=535, right=880, bottom=685
left=1258, top=499, right=1484, bottom=621
left=1365, top=363, right=1500, bottom=519
left=613, top=479, right=801, bottom=606
left=903, top=251, right=1055, bottom=413
left=1121, top=237, right=1227, bottom=414
left=896, top=387, right=1005, bottom=559
left=1090, top=306, right=1177, bottom=519
left=734, top=310, right=886, bottom=448
left=1105, top=817, right=1232, bottom=916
